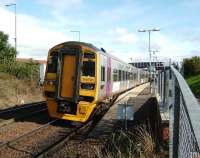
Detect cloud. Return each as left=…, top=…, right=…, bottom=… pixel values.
left=38, top=0, right=83, bottom=11
left=113, top=27, right=138, bottom=44
left=0, top=7, right=71, bottom=59
left=190, top=50, right=200, bottom=56
left=147, top=32, right=200, bottom=62
left=0, top=0, right=15, bottom=4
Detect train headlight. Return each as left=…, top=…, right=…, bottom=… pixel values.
left=49, top=81, right=54, bottom=85
left=45, top=80, right=56, bottom=85
left=79, top=106, right=87, bottom=114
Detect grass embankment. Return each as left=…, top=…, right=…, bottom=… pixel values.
left=0, top=72, right=43, bottom=109
left=186, top=74, right=200, bottom=98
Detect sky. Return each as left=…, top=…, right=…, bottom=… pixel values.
left=0, top=0, right=200, bottom=62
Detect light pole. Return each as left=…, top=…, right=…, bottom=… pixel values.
left=151, top=50, right=159, bottom=62
left=70, top=30, right=80, bottom=41
left=138, top=28, right=160, bottom=73
left=5, top=3, right=17, bottom=53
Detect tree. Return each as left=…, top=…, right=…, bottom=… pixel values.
left=183, top=56, right=200, bottom=77
left=0, top=31, right=17, bottom=63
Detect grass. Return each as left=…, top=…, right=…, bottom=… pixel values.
left=0, top=72, right=43, bottom=109
left=186, top=74, right=200, bottom=97
left=95, top=125, right=163, bottom=158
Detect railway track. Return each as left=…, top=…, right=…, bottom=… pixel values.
left=0, top=102, right=106, bottom=158
left=0, top=118, right=78, bottom=158
left=0, top=101, right=47, bottom=128
left=0, top=87, right=138, bottom=158
left=36, top=87, right=136, bottom=158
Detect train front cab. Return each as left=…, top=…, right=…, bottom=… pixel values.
left=44, top=44, right=98, bottom=122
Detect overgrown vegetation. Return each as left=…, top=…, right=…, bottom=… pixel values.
left=183, top=56, right=200, bottom=78
left=96, top=125, right=164, bottom=158
left=183, top=56, right=200, bottom=97
left=0, top=31, right=39, bottom=80
left=0, top=72, right=43, bottom=109
left=0, top=31, right=43, bottom=108
left=0, top=59, right=39, bottom=80
left=0, top=31, right=16, bottom=62
left=186, top=74, right=200, bottom=97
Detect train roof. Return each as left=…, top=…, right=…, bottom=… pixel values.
left=51, top=41, right=141, bottom=70
left=51, top=41, right=100, bottom=51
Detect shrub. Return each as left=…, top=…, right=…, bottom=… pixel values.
left=183, top=56, right=200, bottom=77
left=0, top=60, right=39, bottom=80
left=96, top=125, right=160, bottom=158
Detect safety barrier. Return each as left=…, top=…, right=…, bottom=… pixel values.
left=156, top=65, right=200, bottom=158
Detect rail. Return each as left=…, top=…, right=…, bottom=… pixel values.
left=155, top=65, right=200, bottom=158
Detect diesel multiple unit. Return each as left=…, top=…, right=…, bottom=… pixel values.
left=43, top=41, right=149, bottom=122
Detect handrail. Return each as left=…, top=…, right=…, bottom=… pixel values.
left=156, top=65, right=200, bottom=158
left=170, top=66, right=200, bottom=147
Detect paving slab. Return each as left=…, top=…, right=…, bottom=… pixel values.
left=88, top=83, right=154, bottom=140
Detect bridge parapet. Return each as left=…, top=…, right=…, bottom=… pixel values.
left=155, top=65, right=200, bottom=158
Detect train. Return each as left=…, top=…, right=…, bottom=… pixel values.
left=43, top=41, right=149, bottom=122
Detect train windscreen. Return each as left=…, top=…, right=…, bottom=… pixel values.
left=47, top=53, right=58, bottom=73
left=82, top=61, right=95, bottom=77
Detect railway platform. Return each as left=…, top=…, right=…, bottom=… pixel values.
left=88, top=83, right=152, bottom=139
left=76, top=83, right=163, bottom=157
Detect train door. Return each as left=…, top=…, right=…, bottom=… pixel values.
left=61, top=55, right=76, bottom=98
left=99, top=54, right=107, bottom=99
left=106, top=56, right=111, bottom=97
left=56, top=46, right=82, bottom=103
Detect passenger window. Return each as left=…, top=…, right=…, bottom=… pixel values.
left=101, top=66, right=105, bottom=81
left=82, top=61, right=95, bottom=77
left=134, top=73, right=137, bottom=80
left=113, top=69, right=118, bottom=81
left=123, top=71, right=125, bottom=81
left=119, top=70, right=122, bottom=81
left=128, top=72, right=130, bottom=80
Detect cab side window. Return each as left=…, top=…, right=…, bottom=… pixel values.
left=101, top=66, right=105, bottom=81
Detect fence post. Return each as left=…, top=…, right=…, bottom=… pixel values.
left=173, top=78, right=180, bottom=158
left=163, top=70, right=166, bottom=106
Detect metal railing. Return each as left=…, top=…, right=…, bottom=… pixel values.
left=156, top=65, right=200, bottom=158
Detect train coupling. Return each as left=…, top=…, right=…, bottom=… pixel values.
left=57, top=101, right=76, bottom=115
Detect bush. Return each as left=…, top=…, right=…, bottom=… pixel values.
left=0, top=31, right=39, bottom=80
left=0, top=60, right=39, bottom=80
left=96, top=125, right=160, bottom=158
left=183, top=56, right=200, bottom=77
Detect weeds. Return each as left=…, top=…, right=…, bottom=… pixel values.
left=96, top=125, right=160, bottom=158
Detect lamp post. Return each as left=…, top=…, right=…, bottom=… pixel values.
left=5, top=3, right=17, bottom=53
left=151, top=50, right=159, bottom=62
left=138, top=28, right=160, bottom=73
left=70, top=30, right=80, bottom=41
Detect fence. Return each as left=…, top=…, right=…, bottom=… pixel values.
left=156, top=65, right=200, bottom=158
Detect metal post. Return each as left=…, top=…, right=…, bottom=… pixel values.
left=163, top=70, right=166, bottom=106
left=158, top=73, right=160, bottom=95
left=5, top=3, right=17, bottom=54
left=172, top=79, right=180, bottom=158
left=160, top=72, right=163, bottom=100
left=125, top=101, right=127, bottom=131
left=148, top=30, right=151, bottom=71
left=14, top=4, right=17, bottom=54
left=138, top=28, right=160, bottom=93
